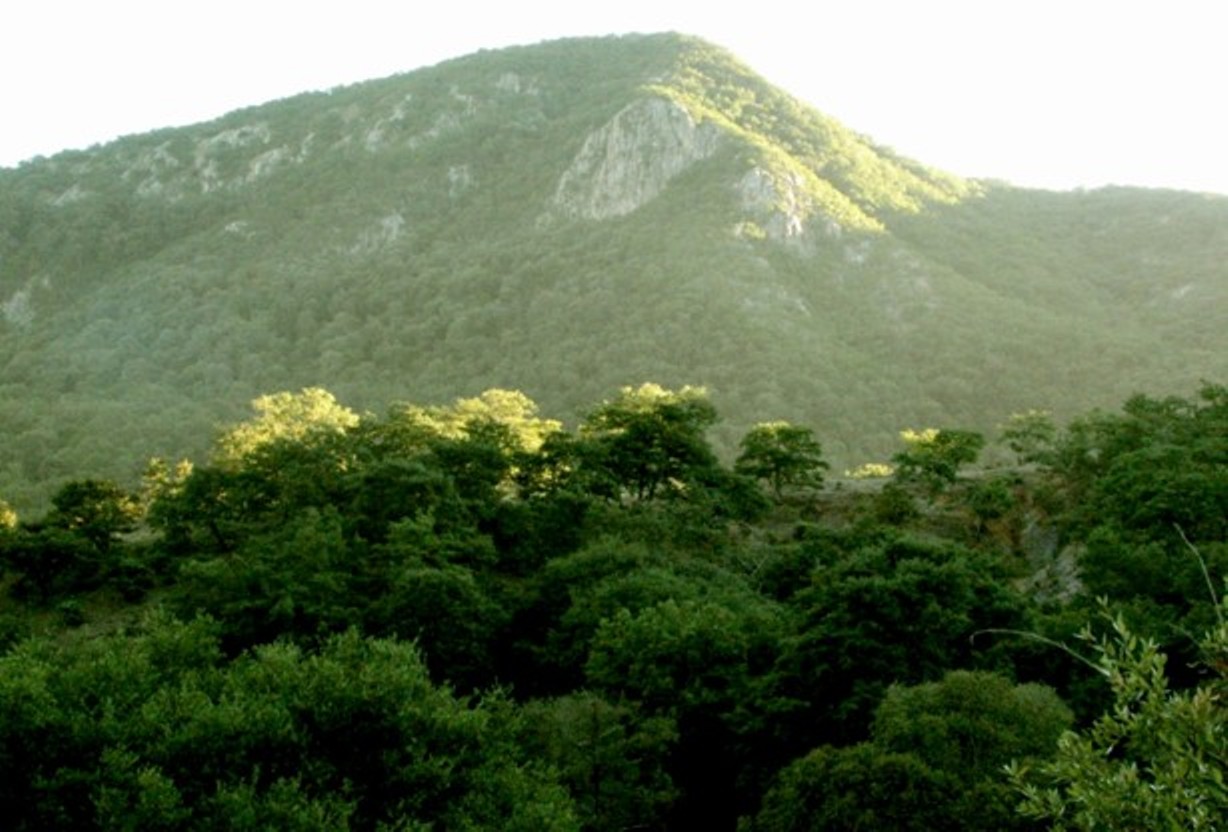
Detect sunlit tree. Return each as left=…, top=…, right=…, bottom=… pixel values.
left=0, top=499, right=16, bottom=531
left=213, top=387, right=359, bottom=466
left=893, top=428, right=985, bottom=494
left=735, top=420, right=829, bottom=498
left=579, top=383, right=720, bottom=501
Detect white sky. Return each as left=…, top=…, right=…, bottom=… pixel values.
left=2, top=0, right=1226, bottom=194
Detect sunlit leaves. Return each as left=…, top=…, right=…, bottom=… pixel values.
left=892, top=428, right=985, bottom=494
left=213, top=388, right=359, bottom=467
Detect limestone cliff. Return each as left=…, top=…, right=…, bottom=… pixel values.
left=549, top=97, right=720, bottom=220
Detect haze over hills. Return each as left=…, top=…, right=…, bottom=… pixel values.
left=1, top=32, right=1225, bottom=511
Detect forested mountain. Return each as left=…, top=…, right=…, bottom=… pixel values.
left=2, top=32, right=1226, bottom=510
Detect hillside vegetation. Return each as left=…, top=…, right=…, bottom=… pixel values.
left=1, top=33, right=1224, bottom=512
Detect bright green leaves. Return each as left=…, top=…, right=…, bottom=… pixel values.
left=212, top=387, right=359, bottom=468
left=386, top=388, right=563, bottom=455
left=0, top=499, right=17, bottom=530
left=6, top=379, right=1225, bottom=830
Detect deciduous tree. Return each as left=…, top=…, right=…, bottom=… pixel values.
left=735, top=421, right=829, bottom=498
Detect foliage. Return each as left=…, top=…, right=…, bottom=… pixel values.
left=999, top=409, right=1058, bottom=466
left=748, top=743, right=963, bottom=832
left=386, top=388, right=563, bottom=454
left=964, top=476, right=1017, bottom=533
left=1049, top=384, right=1228, bottom=543
left=2, top=34, right=1225, bottom=516
left=47, top=478, right=141, bottom=552
left=0, top=382, right=1225, bottom=829
left=870, top=481, right=920, bottom=525
left=845, top=462, right=894, bottom=479
left=1042, top=384, right=1228, bottom=665
left=1010, top=600, right=1228, bottom=830
left=212, top=387, right=360, bottom=468
left=874, top=670, right=1073, bottom=781
left=769, top=534, right=1030, bottom=748
left=174, top=507, right=354, bottom=650
left=518, top=693, right=678, bottom=832
left=749, top=671, right=1071, bottom=831
left=735, top=421, right=829, bottom=498
left=578, top=383, right=721, bottom=502
left=0, top=525, right=99, bottom=600
left=0, top=499, right=16, bottom=530
left=586, top=594, right=786, bottom=826
left=892, top=428, right=986, bottom=494
left=0, top=615, right=580, bottom=831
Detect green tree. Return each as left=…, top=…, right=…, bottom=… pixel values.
left=872, top=670, right=1072, bottom=829
left=586, top=596, right=785, bottom=827
left=0, top=526, right=100, bottom=601
left=735, top=421, right=829, bottom=498
left=47, top=478, right=141, bottom=553
left=999, top=409, right=1058, bottom=467
left=213, top=387, right=359, bottom=467
left=0, top=616, right=581, bottom=831
left=748, top=743, right=962, bottom=832
left=769, top=535, right=1029, bottom=749
left=386, top=388, right=563, bottom=454
left=892, top=428, right=985, bottom=494
left=174, top=507, right=354, bottom=648
left=750, top=673, right=1071, bottom=831
left=1010, top=600, right=1228, bottom=831
left=874, top=670, right=1072, bottom=781
left=519, top=693, right=678, bottom=832
left=371, top=562, right=505, bottom=689
left=1049, top=385, right=1228, bottom=541
left=1042, top=385, right=1228, bottom=669
left=578, top=383, right=721, bottom=501
left=0, top=499, right=16, bottom=531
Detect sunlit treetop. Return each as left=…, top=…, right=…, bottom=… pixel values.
left=213, top=387, right=360, bottom=466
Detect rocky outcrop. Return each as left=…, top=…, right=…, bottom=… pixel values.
left=549, top=97, right=720, bottom=220
left=735, top=167, right=813, bottom=240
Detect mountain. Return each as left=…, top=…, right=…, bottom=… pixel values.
left=1, top=33, right=1225, bottom=511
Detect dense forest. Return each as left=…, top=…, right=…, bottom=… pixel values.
left=1, top=381, right=1224, bottom=830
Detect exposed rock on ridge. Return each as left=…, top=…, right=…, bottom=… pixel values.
left=549, top=97, right=720, bottom=220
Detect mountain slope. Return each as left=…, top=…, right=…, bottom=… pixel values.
left=1, top=33, right=1225, bottom=510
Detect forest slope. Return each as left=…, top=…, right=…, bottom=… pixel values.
left=1, top=32, right=1225, bottom=510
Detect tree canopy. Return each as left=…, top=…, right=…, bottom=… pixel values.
left=0, top=382, right=1223, bottom=830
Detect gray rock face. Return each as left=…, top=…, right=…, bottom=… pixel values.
left=550, top=97, right=721, bottom=220
left=736, top=167, right=811, bottom=240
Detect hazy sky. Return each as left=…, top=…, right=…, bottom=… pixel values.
left=3, top=0, right=1225, bottom=194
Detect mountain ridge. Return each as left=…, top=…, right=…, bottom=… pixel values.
left=1, top=32, right=1225, bottom=511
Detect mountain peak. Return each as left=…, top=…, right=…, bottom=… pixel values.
left=0, top=34, right=1223, bottom=511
